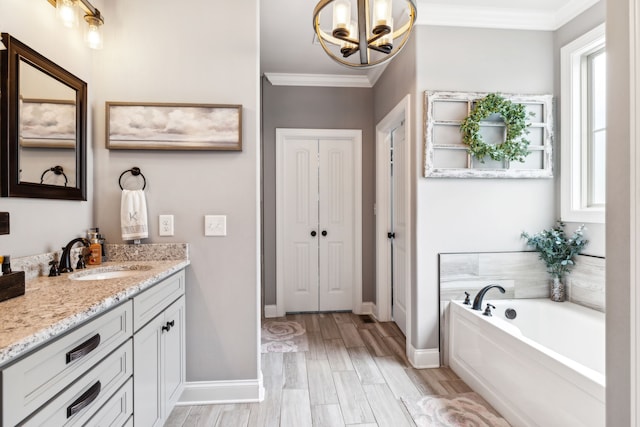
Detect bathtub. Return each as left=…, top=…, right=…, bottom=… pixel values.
left=448, top=299, right=605, bottom=427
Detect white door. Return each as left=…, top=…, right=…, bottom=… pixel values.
left=277, top=129, right=361, bottom=314
left=319, top=139, right=355, bottom=311
left=390, top=123, right=408, bottom=334
left=280, top=137, right=321, bottom=312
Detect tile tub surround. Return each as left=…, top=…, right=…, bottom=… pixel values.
left=439, top=252, right=550, bottom=302
left=0, top=252, right=189, bottom=367
left=565, top=255, right=606, bottom=312
left=438, top=251, right=605, bottom=364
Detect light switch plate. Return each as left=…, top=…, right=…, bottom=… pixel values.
left=159, top=215, right=174, bottom=236
left=205, top=215, right=226, bottom=236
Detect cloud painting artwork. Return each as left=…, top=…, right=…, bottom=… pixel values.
left=107, top=103, right=242, bottom=150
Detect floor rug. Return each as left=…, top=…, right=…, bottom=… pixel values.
left=401, top=392, right=511, bottom=427
left=261, top=320, right=309, bottom=353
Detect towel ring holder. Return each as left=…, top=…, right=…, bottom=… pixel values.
left=40, top=166, right=68, bottom=187
left=118, top=167, right=147, bottom=190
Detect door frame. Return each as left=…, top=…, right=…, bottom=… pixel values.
left=275, top=128, right=363, bottom=316
left=375, top=95, right=412, bottom=328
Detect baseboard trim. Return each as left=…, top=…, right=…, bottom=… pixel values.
left=358, top=301, right=376, bottom=315
left=263, top=305, right=278, bottom=318
left=177, top=378, right=264, bottom=405
left=408, top=345, right=440, bottom=369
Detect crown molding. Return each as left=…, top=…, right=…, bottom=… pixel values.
left=553, top=0, right=601, bottom=29
left=264, top=73, right=374, bottom=88
left=416, top=0, right=600, bottom=31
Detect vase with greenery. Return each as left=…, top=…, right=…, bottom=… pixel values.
left=521, top=221, right=588, bottom=302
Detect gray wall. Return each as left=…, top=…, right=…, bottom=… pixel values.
left=412, top=26, right=556, bottom=352
left=374, top=26, right=556, bottom=353
left=372, top=34, right=417, bottom=341
left=554, top=1, right=606, bottom=257
left=0, top=0, right=97, bottom=257
left=92, top=0, right=260, bottom=382
left=261, top=81, right=376, bottom=305
left=606, top=0, right=631, bottom=424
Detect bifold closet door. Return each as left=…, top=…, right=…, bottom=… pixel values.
left=281, top=138, right=320, bottom=312
left=318, top=138, right=354, bottom=311
left=281, top=137, right=355, bottom=313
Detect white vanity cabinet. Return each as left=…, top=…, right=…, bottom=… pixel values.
left=1, top=300, right=133, bottom=426
left=0, top=265, right=187, bottom=427
left=133, top=270, right=185, bottom=427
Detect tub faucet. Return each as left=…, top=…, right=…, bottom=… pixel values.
left=59, top=237, right=90, bottom=273
left=472, top=284, right=506, bottom=311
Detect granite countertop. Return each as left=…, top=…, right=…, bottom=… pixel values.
left=0, top=259, right=190, bottom=368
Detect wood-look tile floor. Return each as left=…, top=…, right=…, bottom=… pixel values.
left=166, top=312, right=475, bottom=427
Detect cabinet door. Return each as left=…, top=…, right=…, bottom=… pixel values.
left=133, top=315, right=164, bottom=427
left=162, top=296, right=185, bottom=413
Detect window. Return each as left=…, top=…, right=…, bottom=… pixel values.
left=561, top=24, right=606, bottom=223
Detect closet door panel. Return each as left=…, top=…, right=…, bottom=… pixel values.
left=318, top=139, right=354, bottom=311
left=282, top=139, right=320, bottom=312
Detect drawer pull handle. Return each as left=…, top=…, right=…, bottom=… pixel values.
left=67, top=381, right=101, bottom=418
left=66, top=334, right=101, bottom=364
left=162, top=320, right=175, bottom=333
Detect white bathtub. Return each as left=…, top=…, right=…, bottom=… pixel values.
left=448, top=299, right=605, bottom=427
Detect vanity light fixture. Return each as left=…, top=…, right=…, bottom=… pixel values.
left=47, top=0, right=104, bottom=49
left=312, top=0, right=417, bottom=68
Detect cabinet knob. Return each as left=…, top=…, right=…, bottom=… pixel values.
left=321, top=230, right=328, bottom=237
left=162, top=320, right=176, bottom=333
left=311, top=230, right=317, bottom=237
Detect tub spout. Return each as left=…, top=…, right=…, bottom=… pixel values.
left=472, top=284, right=506, bottom=311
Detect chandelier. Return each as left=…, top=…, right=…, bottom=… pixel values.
left=313, top=0, right=417, bottom=68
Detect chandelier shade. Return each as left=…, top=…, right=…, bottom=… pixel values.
left=313, top=0, right=417, bottom=68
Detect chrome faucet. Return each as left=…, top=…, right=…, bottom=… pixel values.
left=472, top=284, right=506, bottom=311
left=59, top=237, right=90, bottom=273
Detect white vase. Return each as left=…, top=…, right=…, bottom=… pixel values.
left=550, top=276, right=565, bottom=302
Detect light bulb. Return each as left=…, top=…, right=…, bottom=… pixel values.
left=372, top=0, right=392, bottom=34
left=373, top=18, right=393, bottom=53
left=332, top=0, right=351, bottom=38
left=84, top=15, right=103, bottom=49
left=57, top=0, right=79, bottom=28
left=340, top=20, right=358, bottom=56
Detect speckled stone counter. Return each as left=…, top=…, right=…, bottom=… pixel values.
left=0, top=245, right=190, bottom=368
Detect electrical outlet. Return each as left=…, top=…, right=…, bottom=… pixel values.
left=205, top=215, right=226, bottom=236
left=159, top=214, right=174, bottom=236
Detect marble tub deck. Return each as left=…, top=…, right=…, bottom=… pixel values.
left=0, top=259, right=189, bottom=367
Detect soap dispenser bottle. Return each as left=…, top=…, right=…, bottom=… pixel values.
left=88, top=228, right=102, bottom=265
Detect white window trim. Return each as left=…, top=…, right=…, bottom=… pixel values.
left=560, top=23, right=606, bottom=224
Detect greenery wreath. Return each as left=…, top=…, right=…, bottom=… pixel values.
left=459, top=93, right=531, bottom=163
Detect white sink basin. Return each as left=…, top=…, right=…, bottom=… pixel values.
left=70, top=265, right=152, bottom=281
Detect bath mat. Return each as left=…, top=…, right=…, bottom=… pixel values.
left=401, top=392, right=511, bottom=427
left=261, top=320, right=309, bottom=353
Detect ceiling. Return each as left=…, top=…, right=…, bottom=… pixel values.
left=260, top=0, right=600, bottom=86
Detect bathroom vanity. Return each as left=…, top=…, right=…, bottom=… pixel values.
left=0, top=258, right=189, bottom=426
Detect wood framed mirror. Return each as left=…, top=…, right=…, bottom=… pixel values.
left=0, top=33, right=87, bottom=200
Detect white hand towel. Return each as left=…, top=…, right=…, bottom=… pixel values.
left=121, top=189, right=148, bottom=241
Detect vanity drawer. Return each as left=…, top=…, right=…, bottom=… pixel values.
left=133, top=270, right=184, bottom=331
left=2, top=301, right=132, bottom=427
left=20, top=339, right=133, bottom=426
left=85, top=378, right=133, bottom=427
